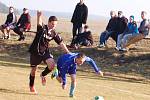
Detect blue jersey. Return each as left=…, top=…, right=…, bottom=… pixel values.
left=57, top=53, right=101, bottom=85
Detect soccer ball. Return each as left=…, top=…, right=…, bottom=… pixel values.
left=94, top=96, right=104, bottom=100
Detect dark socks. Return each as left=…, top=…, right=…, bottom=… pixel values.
left=41, top=66, right=51, bottom=76
left=29, top=74, right=35, bottom=87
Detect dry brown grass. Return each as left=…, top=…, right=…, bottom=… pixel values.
left=0, top=13, right=150, bottom=100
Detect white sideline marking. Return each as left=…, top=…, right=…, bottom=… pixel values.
left=102, top=85, right=150, bottom=98
left=84, top=81, right=150, bottom=98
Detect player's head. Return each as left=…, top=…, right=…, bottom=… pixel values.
left=129, top=15, right=134, bottom=23
left=141, top=11, right=147, bottom=20
left=48, top=16, right=58, bottom=29
left=80, top=0, right=85, bottom=4
left=75, top=53, right=86, bottom=65
left=110, top=11, right=116, bottom=18
left=23, top=8, right=29, bottom=14
left=9, top=6, right=14, bottom=13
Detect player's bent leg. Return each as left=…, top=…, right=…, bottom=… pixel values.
left=29, top=66, right=37, bottom=94
left=1, top=28, right=6, bottom=39
left=41, top=58, right=55, bottom=86
left=51, top=67, right=58, bottom=79
left=45, top=58, right=55, bottom=73
left=69, top=74, right=76, bottom=97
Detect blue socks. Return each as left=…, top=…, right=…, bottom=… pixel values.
left=69, top=83, right=75, bottom=97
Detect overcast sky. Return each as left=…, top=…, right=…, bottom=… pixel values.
left=1, top=0, right=150, bottom=20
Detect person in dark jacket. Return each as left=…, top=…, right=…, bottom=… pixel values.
left=116, top=11, right=128, bottom=35
left=69, top=25, right=93, bottom=49
left=109, top=11, right=128, bottom=47
left=98, top=11, right=118, bottom=47
left=28, top=11, right=70, bottom=94
left=0, top=6, right=17, bottom=39
left=71, top=0, right=88, bottom=43
left=13, top=8, right=31, bottom=41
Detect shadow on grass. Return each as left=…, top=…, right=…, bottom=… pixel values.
left=72, top=47, right=150, bottom=81
left=0, top=41, right=150, bottom=83
left=0, top=88, right=34, bottom=95
left=0, top=88, right=69, bottom=98
left=77, top=70, right=149, bottom=84
left=0, top=88, right=69, bottom=99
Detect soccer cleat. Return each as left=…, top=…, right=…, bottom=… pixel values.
left=30, top=86, right=37, bottom=94
left=69, top=93, right=74, bottom=98
left=51, top=73, right=55, bottom=79
left=119, top=48, right=128, bottom=52
left=115, top=46, right=121, bottom=51
left=51, top=67, right=58, bottom=79
left=40, top=74, right=46, bottom=86
left=98, top=44, right=105, bottom=48
left=18, top=35, right=25, bottom=41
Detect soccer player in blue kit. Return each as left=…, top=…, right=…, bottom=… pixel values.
left=51, top=52, right=103, bottom=97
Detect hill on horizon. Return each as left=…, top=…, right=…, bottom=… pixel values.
left=0, top=1, right=9, bottom=13
left=0, top=1, right=108, bottom=21
left=27, top=9, right=108, bottom=21
left=0, top=1, right=19, bottom=14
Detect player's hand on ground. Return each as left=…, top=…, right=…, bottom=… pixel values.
left=97, top=71, right=103, bottom=77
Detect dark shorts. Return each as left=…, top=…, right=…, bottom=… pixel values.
left=1, top=24, right=15, bottom=29
left=30, top=52, right=53, bottom=67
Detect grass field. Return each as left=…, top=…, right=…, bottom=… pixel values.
left=0, top=13, right=150, bottom=100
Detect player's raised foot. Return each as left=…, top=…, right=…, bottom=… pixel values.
left=51, top=67, right=58, bottom=79
left=40, top=74, right=46, bottom=86
left=30, top=86, right=38, bottom=95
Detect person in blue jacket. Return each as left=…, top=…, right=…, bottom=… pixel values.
left=51, top=52, right=103, bottom=97
left=116, top=15, right=139, bottom=51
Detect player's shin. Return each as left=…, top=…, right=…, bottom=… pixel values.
left=41, top=66, right=52, bottom=76
left=29, top=74, right=35, bottom=87
left=69, top=82, right=76, bottom=97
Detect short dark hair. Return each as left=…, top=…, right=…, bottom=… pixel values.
left=48, top=16, right=58, bottom=22
left=118, top=11, right=123, bottom=15
left=9, top=6, right=14, bottom=9
left=77, top=53, right=86, bottom=59
left=141, top=11, right=147, bottom=15
left=23, top=8, right=28, bottom=11
left=130, top=15, right=134, bottom=20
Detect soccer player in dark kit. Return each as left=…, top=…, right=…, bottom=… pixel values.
left=28, top=11, right=70, bottom=94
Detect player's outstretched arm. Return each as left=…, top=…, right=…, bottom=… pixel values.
left=59, top=42, right=70, bottom=54
left=85, top=57, right=103, bottom=77
left=37, top=10, right=42, bottom=26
